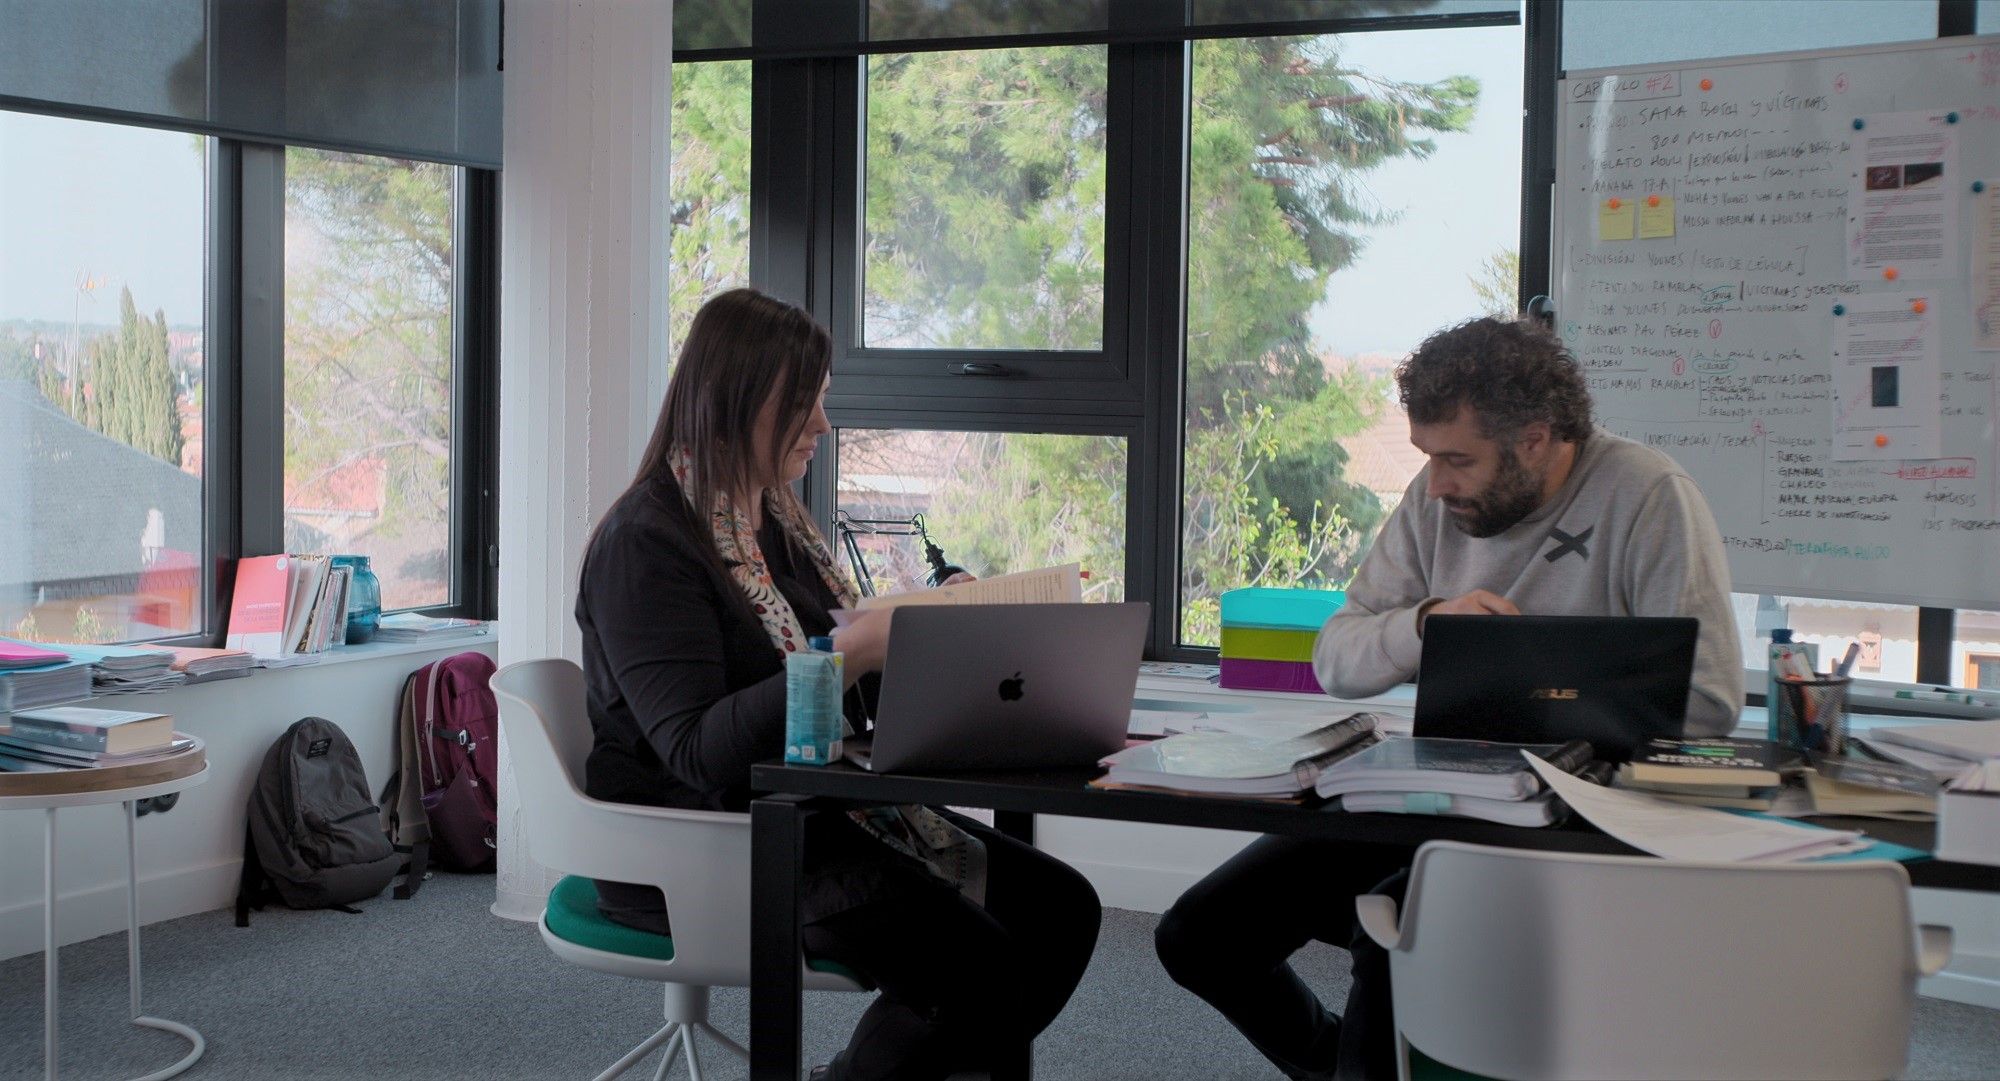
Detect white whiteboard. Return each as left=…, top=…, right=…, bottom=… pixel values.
left=1555, top=34, right=2000, bottom=609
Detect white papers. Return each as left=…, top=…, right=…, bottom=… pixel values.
left=1869, top=721, right=2000, bottom=763
left=1524, top=753, right=1865, bottom=862
left=1127, top=709, right=1207, bottom=738
left=1975, top=186, right=2000, bottom=351
left=1831, top=292, right=1941, bottom=460
left=1846, top=110, right=1959, bottom=281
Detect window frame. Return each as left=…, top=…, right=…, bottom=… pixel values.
left=4, top=109, right=498, bottom=648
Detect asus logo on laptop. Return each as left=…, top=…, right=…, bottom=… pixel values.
left=1528, top=688, right=1580, bottom=700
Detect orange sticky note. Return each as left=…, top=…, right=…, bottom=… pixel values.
left=1875, top=434, right=1890, bottom=448
left=1699, top=78, right=1714, bottom=91
left=1884, top=267, right=1899, bottom=281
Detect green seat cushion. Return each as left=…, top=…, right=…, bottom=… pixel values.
left=1408, top=1042, right=1495, bottom=1081
left=545, top=876, right=867, bottom=984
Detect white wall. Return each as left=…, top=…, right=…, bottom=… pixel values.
left=0, top=639, right=495, bottom=962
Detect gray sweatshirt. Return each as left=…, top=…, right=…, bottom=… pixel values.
left=1315, top=429, right=1743, bottom=736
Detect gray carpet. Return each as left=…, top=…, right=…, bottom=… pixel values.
left=3, top=871, right=1995, bottom=1080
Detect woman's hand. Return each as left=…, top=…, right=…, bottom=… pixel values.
left=830, top=608, right=895, bottom=685
left=937, top=572, right=977, bottom=586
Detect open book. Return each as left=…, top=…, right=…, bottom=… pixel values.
left=1095, top=713, right=1381, bottom=797
left=837, top=563, right=1084, bottom=623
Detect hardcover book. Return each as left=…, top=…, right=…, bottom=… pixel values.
left=1624, top=737, right=1802, bottom=789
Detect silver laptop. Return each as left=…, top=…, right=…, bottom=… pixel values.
left=846, top=602, right=1150, bottom=772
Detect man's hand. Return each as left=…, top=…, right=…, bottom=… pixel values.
left=1422, top=589, right=1520, bottom=630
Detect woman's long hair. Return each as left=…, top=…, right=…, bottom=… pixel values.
left=629, top=287, right=833, bottom=545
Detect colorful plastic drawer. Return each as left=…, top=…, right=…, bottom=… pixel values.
left=1218, top=625, right=1317, bottom=663
left=1219, top=587, right=1346, bottom=632
left=1218, top=657, right=1324, bottom=694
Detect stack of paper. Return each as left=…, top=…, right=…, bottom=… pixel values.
left=1314, top=737, right=1600, bottom=827
left=1937, top=761, right=2000, bottom=867
left=0, top=651, right=93, bottom=712
left=162, top=646, right=255, bottom=683
left=372, top=612, right=489, bottom=642
left=40, top=641, right=185, bottom=695
left=0, top=640, right=69, bottom=669
left=1526, top=755, right=1868, bottom=862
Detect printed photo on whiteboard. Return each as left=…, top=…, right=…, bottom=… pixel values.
left=1845, top=111, right=1959, bottom=281
left=1831, top=293, right=1941, bottom=461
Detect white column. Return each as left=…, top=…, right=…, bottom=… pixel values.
left=492, top=0, right=673, bottom=922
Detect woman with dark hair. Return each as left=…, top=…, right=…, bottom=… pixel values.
left=575, top=287, right=1101, bottom=1080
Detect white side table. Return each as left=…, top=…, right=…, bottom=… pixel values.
left=0, top=744, right=209, bottom=1081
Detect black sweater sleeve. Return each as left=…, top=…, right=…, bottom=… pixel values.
left=582, top=516, right=786, bottom=799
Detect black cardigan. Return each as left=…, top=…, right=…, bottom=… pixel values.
left=574, top=474, right=906, bottom=924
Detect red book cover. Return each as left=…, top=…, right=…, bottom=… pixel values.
left=226, top=555, right=292, bottom=657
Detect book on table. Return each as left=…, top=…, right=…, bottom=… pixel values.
left=1609, top=766, right=1787, bottom=810
left=1803, top=754, right=1941, bottom=818
left=1937, top=761, right=2000, bottom=867
left=6, top=706, right=176, bottom=754
left=1338, top=761, right=1613, bottom=827
left=1313, top=737, right=1595, bottom=801
left=1622, top=737, right=1802, bottom=789
left=1094, top=712, right=1380, bottom=797
left=0, top=733, right=195, bottom=769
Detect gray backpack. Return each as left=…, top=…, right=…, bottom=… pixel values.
left=235, top=717, right=400, bottom=926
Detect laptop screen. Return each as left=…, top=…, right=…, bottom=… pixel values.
left=1413, top=614, right=1698, bottom=760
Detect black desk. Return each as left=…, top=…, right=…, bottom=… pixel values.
left=748, top=760, right=2000, bottom=1081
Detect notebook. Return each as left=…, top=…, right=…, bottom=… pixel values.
left=1414, top=615, right=1698, bottom=760
left=845, top=602, right=1149, bottom=772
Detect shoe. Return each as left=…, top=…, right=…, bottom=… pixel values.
left=808, top=1066, right=831, bottom=1081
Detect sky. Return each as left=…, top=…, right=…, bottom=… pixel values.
left=0, top=111, right=207, bottom=328
left=1306, top=22, right=1525, bottom=360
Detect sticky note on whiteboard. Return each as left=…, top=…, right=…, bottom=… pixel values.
left=1639, top=195, right=1676, bottom=238
left=1598, top=200, right=1636, bottom=241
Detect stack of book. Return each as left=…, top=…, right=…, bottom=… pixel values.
left=1315, top=737, right=1601, bottom=826
left=0, top=706, right=191, bottom=772
left=1095, top=712, right=1380, bottom=798
left=1803, top=755, right=1941, bottom=819
left=1215, top=588, right=1345, bottom=693
left=1938, top=760, right=2000, bottom=867
left=226, top=554, right=355, bottom=664
left=0, top=641, right=93, bottom=711
left=1612, top=737, right=1802, bottom=810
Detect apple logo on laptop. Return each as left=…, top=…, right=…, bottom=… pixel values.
left=997, top=672, right=1025, bottom=701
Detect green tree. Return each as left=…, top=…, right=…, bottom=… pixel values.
left=669, top=33, right=1479, bottom=644
left=669, top=61, right=753, bottom=363
left=1470, top=248, right=1520, bottom=318
left=283, top=149, right=454, bottom=607
left=46, top=286, right=183, bottom=464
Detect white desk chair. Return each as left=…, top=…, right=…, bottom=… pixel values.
left=1356, top=840, right=1953, bottom=1081
left=493, top=658, right=868, bottom=1081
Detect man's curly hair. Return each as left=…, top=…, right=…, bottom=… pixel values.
left=1395, top=317, right=1594, bottom=444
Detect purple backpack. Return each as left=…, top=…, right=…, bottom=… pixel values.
left=382, top=652, right=499, bottom=891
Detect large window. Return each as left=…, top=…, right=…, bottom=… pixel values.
left=0, top=112, right=206, bottom=644
left=669, top=60, right=752, bottom=363
left=283, top=149, right=456, bottom=613
left=1178, top=25, right=1522, bottom=646
left=861, top=46, right=1108, bottom=351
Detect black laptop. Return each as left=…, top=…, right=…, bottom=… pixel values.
left=1413, top=615, right=1699, bottom=760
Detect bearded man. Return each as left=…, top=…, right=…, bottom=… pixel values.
left=1154, top=317, right=1740, bottom=1081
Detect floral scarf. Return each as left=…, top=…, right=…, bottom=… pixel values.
left=669, top=448, right=987, bottom=904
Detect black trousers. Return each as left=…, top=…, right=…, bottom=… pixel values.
left=801, top=821, right=1103, bottom=1081
left=1154, top=836, right=1411, bottom=1081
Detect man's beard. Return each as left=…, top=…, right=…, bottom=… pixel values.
left=1441, top=448, right=1544, bottom=538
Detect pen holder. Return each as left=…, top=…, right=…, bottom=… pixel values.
left=1774, top=675, right=1851, bottom=756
